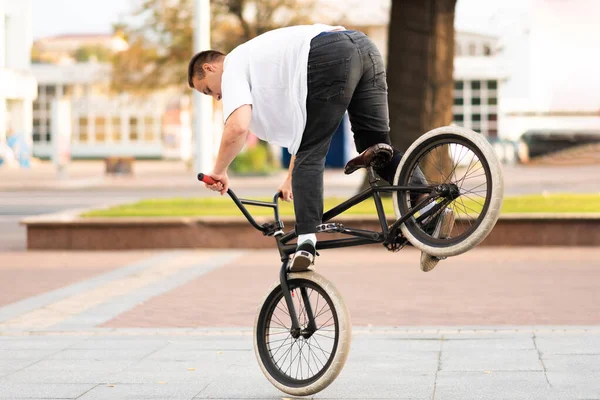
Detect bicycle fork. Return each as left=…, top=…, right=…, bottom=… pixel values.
left=279, top=260, right=318, bottom=339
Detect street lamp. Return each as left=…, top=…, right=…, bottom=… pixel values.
left=193, top=0, right=213, bottom=173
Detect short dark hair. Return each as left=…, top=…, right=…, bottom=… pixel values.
left=187, top=50, right=225, bottom=88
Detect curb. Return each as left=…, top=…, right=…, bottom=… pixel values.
left=21, top=211, right=600, bottom=250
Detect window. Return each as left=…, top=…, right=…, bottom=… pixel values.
left=33, top=133, right=42, bottom=142
left=487, top=80, right=497, bottom=90
left=453, top=97, right=464, bottom=106
left=471, top=81, right=481, bottom=90
left=483, top=44, right=492, bottom=56
left=454, top=81, right=464, bottom=90
left=488, top=129, right=498, bottom=137
left=472, top=114, right=481, bottom=122
left=112, top=117, right=121, bottom=141
left=129, top=117, right=138, bottom=141
left=472, top=97, right=481, bottom=106
left=46, top=85, right=56, bottom=97
left=143, top=116, right=154, bottom=142
left=488, top=97, right=498, bottom=106
left=454, top=114, right=464, bottom=122
left=488, top=114, right=498, bottom=122
left=472, top=123, right=481, bottom=131
left=468, top=43, right=477, bottom=56
left=45, top=119, right=52, bottom=142
left=95, top=117, right=106, bottom=142
left=79, top=117, right=89, bottom=142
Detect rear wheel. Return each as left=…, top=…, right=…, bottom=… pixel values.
left=393, top=125, right=504, bottom=257
left=253, top=271, right=351, bottom=396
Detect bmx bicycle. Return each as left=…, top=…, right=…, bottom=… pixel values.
left=197, top=126, right=504, bottom=396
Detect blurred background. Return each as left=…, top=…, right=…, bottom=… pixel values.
left=1, top=0, right=599, bottom=173
left=1, top=0, right=600, bottom=251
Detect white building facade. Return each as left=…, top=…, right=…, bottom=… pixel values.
left=31, top=62, right=192, bottom=160
left=494, top=0, right=600, bottom=143
left=0, top=0, right=37, bottom=167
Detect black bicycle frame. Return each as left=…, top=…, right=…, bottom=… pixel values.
left=200, top=167, right=446, bottom=334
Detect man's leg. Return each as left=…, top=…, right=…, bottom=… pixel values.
left=344, top=32, right=451, bottom=272
left=290, top=33, right=362, bottom=271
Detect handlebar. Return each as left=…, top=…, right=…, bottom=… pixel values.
left=197, top=173, right=217, bottom=186
left=197, top=172, right=284, bottom=236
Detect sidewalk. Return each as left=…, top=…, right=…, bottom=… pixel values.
left=0, top=248, right=599, bottom=398
left=1, top=328, right=599, bottom=399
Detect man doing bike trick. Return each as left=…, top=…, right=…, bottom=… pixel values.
left=188, top=24, right=454, bottom=272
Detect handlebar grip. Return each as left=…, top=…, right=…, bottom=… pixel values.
left=197, top=173, right=217, bottom=185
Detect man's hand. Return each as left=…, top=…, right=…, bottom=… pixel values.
left=205, top=171, right=229, bottom=195
left=277, top=176, right=293, bottom=202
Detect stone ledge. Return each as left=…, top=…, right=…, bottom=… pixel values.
left=21, top=211, right=600, bottom=250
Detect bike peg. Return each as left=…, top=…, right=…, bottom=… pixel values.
left=197, top=173, right=217, bottom=185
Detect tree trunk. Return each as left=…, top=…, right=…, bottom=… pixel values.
left=386, top=0, right=457, bottom=183
left=358, top=0, right=456, bottom=190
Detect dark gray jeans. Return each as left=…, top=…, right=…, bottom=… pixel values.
left=292, top=30, right=403, bottom=235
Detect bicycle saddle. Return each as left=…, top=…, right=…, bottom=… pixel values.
left=343, top=143, right=393, bottom=175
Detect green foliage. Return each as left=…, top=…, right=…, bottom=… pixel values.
left=230, top=141, right=279, bottom=175
left=111, top=0, right=316, bottom=93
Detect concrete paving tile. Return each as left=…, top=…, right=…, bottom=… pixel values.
left=68, top=338, right=170, bottom=350
left=440, top=349, right=542, bottom=372
left=351, top=336, right=442, bottom=352
left=0, top=360, right=36, bottom=377
left=0, top=383, right=96, bottom=399
left=434, top=371, right=555, bottom=400
left=535, top=334, right=600, bottom=356
left=144, top=347, right=252, bottom=362
left=195, top=363, right=434, bottom=399
left=3, top=359, right=133, bottom=383
left=442, top=336, right=535, bottom=351
left=543, top=354, right=600, bottom=372
left=78, top=383, right=208, bottom=400
left=46, top=348, right=158, bottom=361
left=108, top=360, right=232, bottom=384
left=0, top=349, right=56, bottom=360
left=0, top=338, right=82, bottom=350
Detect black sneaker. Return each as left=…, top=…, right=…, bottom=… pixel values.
left=289, top=241, right=316, bottom=272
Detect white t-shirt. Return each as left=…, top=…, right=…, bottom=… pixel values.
left=221, top=24, right=344, bottom=155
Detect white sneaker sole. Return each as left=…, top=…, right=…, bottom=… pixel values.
left=289, top=251, right=314, bottom=272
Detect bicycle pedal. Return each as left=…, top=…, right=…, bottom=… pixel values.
left=316, top=223, right=344, bottom=233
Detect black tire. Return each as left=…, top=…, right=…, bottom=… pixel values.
left=393, top=126, right=504, bottom=257
left=253, top=271, right=351, bottom=396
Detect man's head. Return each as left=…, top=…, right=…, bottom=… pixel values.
left=188, top=50, right=225, bottom=101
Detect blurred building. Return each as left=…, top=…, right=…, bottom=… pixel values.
left=492, top=0, right=600, bottom=158
left=31, top=62, right=190, bottom=160
left=0, top=0, right=37, bottom=167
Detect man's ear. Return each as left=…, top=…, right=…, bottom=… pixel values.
left=203, top=63, right=216, bottom=73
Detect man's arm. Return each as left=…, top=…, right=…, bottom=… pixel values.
left=277, top=155, right=295, bottom=202
left=287, top=155, right=295, bottom=178
left=206, top=104, right=252, bottom=195
left=213, top=104, right=252, bottom=174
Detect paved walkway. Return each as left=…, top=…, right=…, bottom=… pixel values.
left=0, top=248, right=599, bottom=399
left=1, top=328, right=599, bottom=399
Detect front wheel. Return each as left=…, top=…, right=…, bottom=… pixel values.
left=253, top=271, right=351, bottom=396
left=393, top=125, right=504, bottom=258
